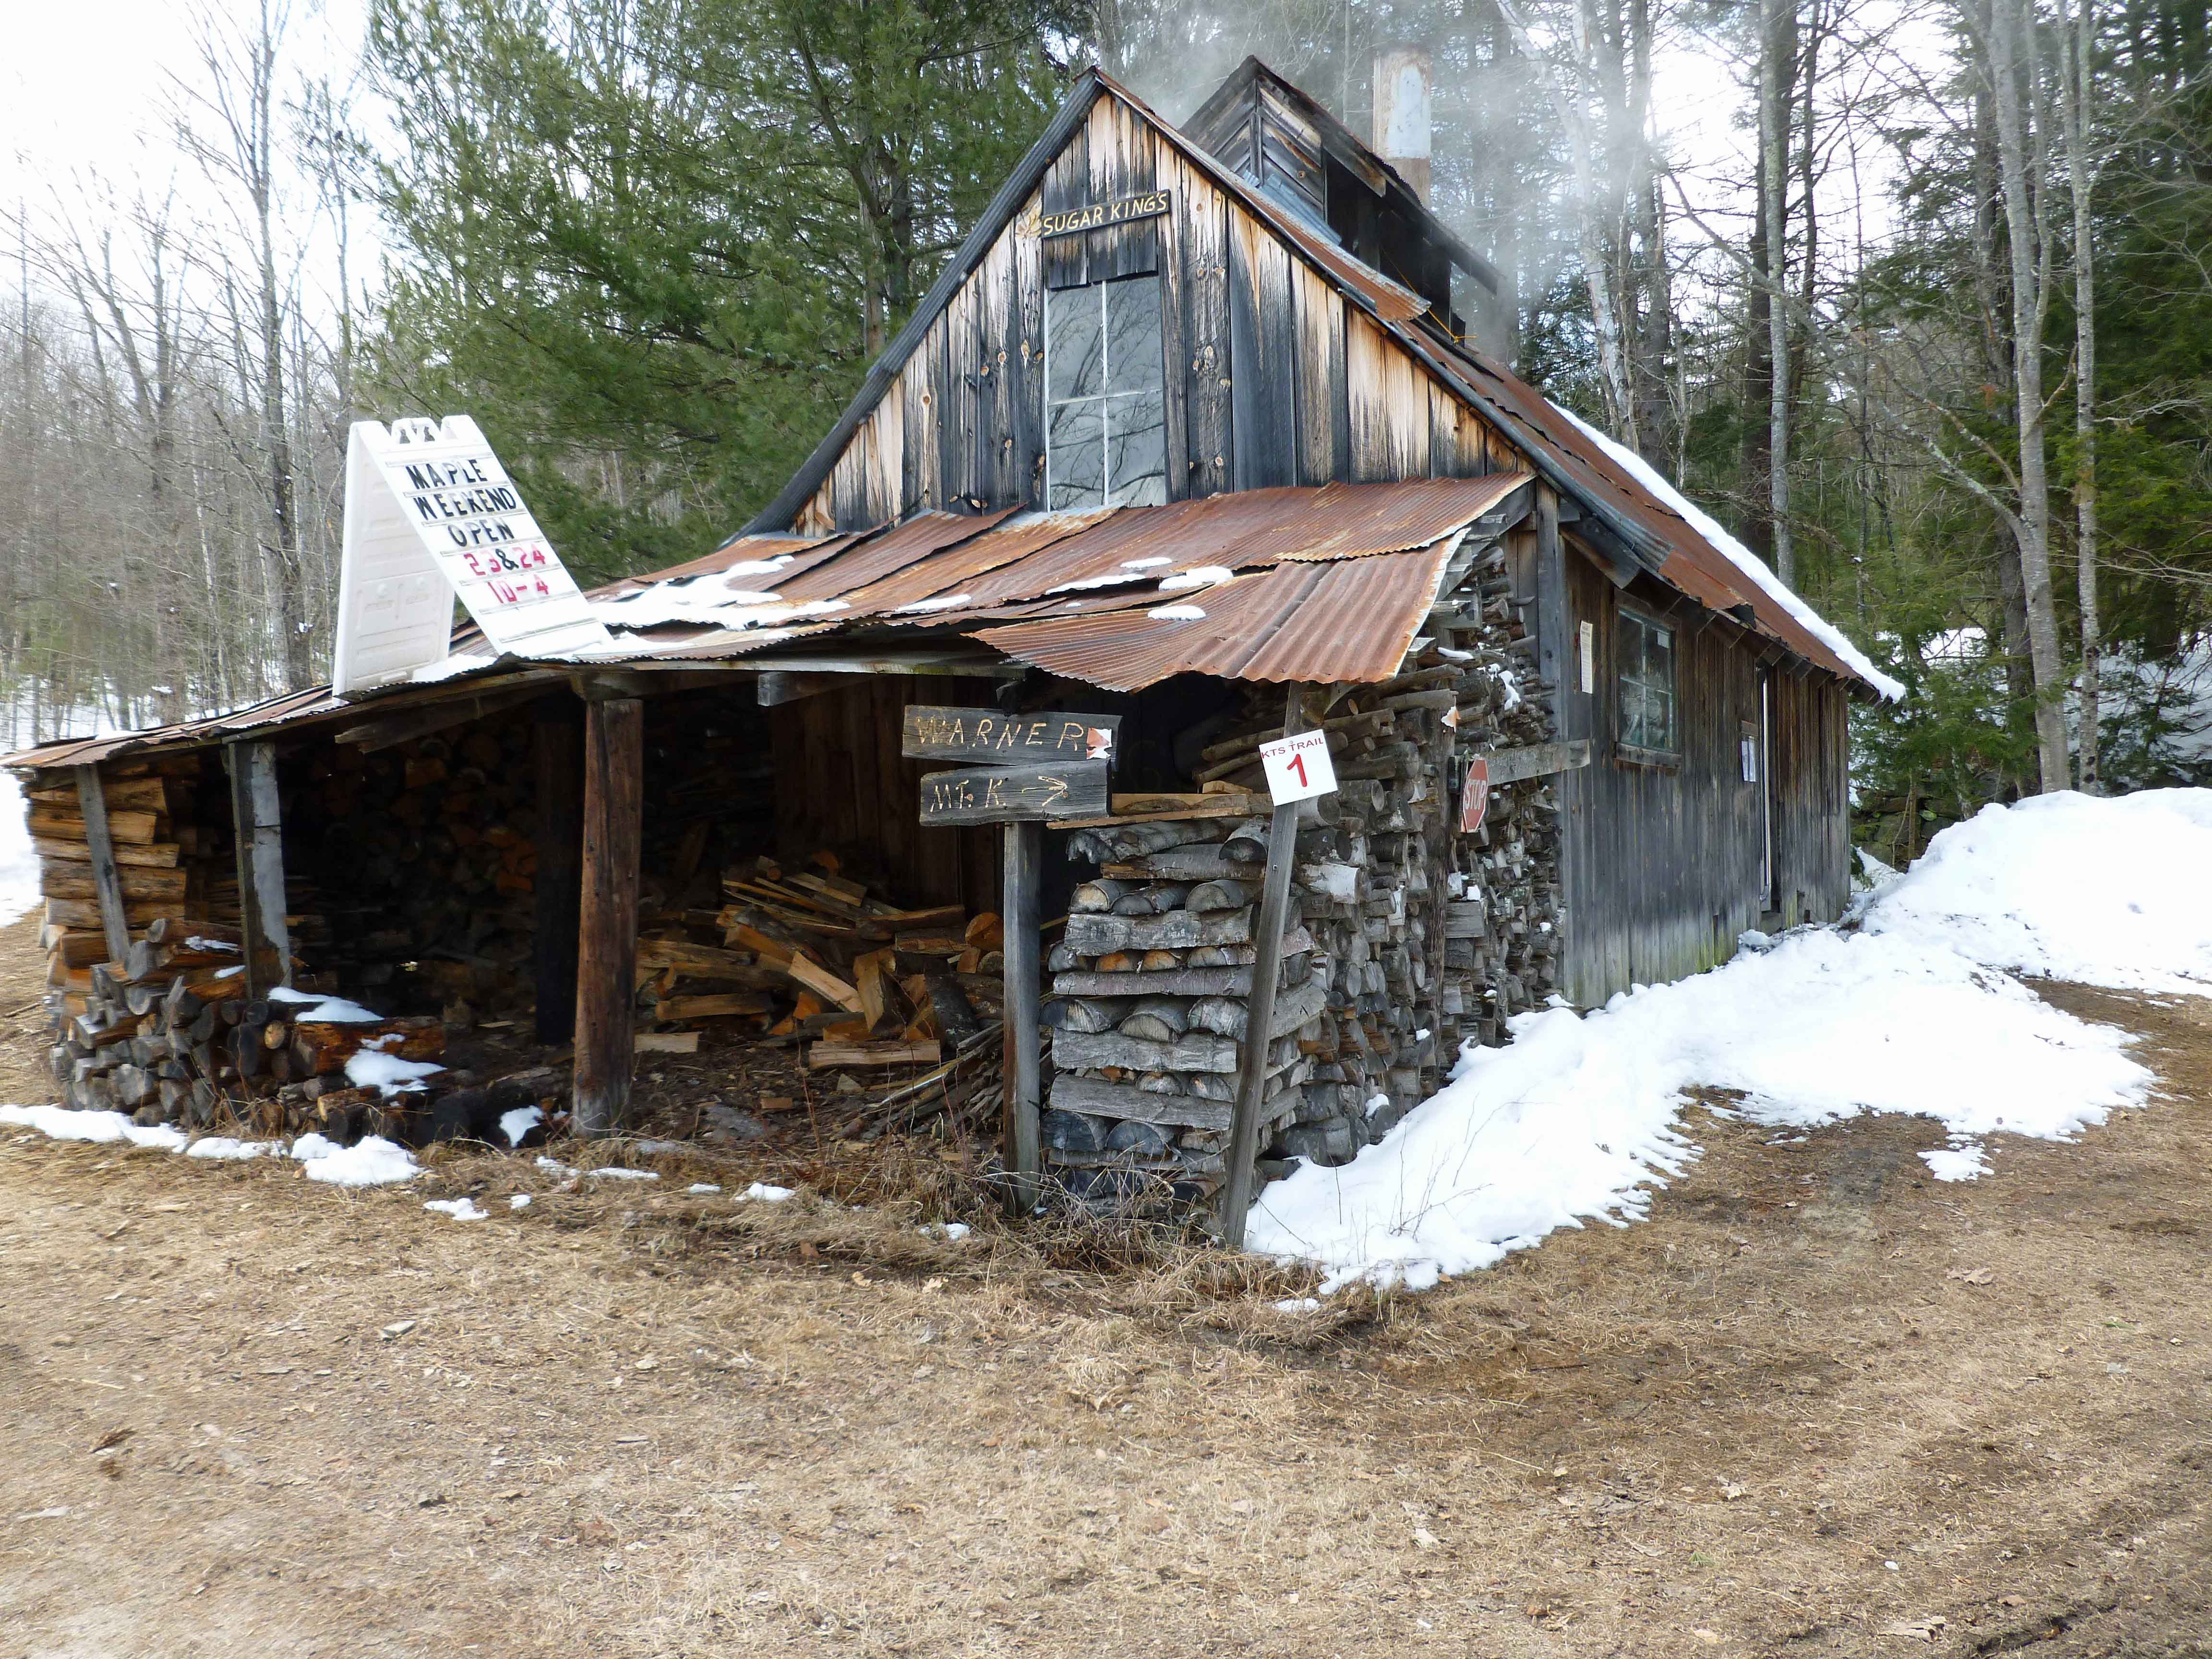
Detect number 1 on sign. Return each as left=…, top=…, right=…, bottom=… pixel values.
left=1258, top=729, right=1337, bottom=805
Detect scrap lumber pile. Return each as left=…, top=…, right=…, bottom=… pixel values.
left=631, top=852, right=1004, bottom=1110
left=1040, top=532, right=1565, bottom=1214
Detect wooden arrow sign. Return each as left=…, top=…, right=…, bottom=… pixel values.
left=902, top=706, right=1120, bottom=767
left=917, top=760, right=1109, bottom=825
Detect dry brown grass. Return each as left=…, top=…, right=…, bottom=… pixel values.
left=7, top=907, right=2212, bottom=1657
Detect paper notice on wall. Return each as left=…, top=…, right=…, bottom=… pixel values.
left=1579, top=620, right=1595, bottom=693
left=332, top=415, right=611, bottom=694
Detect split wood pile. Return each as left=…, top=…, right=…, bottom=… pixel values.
left=1040, top=532, right=1564, bottom=1214
left=306, top=723, right=544, bottom=1018
left=41, top=913, right=441, bottom=1141
left=639, top=850, right=1005, bottom=1093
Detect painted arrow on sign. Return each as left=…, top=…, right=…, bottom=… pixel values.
left=916, top=760, right=1110, bottom=826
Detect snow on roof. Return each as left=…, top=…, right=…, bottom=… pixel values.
left=1547, top=401, right=1906, bottom=702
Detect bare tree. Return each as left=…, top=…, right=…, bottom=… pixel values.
left=174, top=0, right=314, bottom=691
left=2057, top=0, right=2100, bottom=790
left=1983, top=0, right=2069, bottom=790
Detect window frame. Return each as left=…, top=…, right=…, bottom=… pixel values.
left=1042, top=272, right=1169, bottom=512
left=1614, top=604, right=1683, bottom=766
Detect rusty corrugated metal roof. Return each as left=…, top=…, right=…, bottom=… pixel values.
left=591, top=477, right=1527, bottom=650
left=972, top=539, right=1460, bottom=690
left=3, top=476, right=1523, bottom=769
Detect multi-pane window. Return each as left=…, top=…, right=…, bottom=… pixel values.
left=1046, top=274, right=1167, bottom=511
left=1618, top=610, right=1678, bottom=755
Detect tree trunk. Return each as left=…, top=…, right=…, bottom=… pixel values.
left=1989, top=0, right=2072, bottom=791
left=1761, top=0, right=1795, bottom=585
left=2061, top=0, right=2102, bottom=791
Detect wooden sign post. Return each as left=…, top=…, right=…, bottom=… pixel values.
left=1218, top=687, right=1334, bottom=1251
left=904, top=705, right=1119, bottom=1213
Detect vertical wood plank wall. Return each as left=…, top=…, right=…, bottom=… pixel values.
left=800, top=89, right=1506, bottom=534
left=767, top=676, right=1002, bottom=919
left=1555, top=549, right=1852, bottom=1007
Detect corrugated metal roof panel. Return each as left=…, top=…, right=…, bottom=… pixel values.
left=769, top=508, right=1016, bottom=605
left=972, top=538, right=1457, bottom=691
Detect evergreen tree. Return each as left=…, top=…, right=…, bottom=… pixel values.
left=366, top=0, right=1077, bottom=580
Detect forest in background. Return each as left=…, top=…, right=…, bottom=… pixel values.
left=2, top=0, right=2209, bottom=857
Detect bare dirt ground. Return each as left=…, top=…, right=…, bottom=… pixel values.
left=6, top=908, right=2212, bottom=1659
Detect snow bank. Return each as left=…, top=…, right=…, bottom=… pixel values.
left=1858, top=789, right=2212, bottom=995
left=1250, top=789, right=2202, bottom=1292
left=0, top=774, right=41, bottom=926
left=1546, top=401, right=1905, bottom=701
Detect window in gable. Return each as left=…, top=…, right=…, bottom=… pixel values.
left=1045, top=273, right=1167, bottom=511
left=1617, top=608, right=1679, bottom=757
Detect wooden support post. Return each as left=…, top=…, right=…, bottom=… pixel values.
left=532, top=701, right=585, bottom=1045
left=224, top=741, right=290, bottom=998
left=1218, top=685, right=1312, bottom=1250
left=999, top=817, right=1043, bottom=1213
left=573, top=689, right=643, bottom=1137
left=72, top=766, right=131, bottom=964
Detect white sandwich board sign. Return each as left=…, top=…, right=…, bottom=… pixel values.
left=332, top=415, right=612, bottom=694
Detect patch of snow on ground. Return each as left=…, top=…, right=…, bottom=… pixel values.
left=0, top=774, right=42, bottom=925
left=510, top=1193, right=532, bottom=1209
left=585, top=1166, right=658, bottom=1181
left=741, top=1182, right=795, bottom=1202
left=292, top=1134, right=421, bottom=1187
left=0, top=1103, right=186, bottom=1151
left=1922, top=1142, right=1992, bottom=1181
left=424, top=1197, right=488, bottom=1221
left=686, top=1182, right=723, bottom=1194
left=1250, top=790, right=2193, bottom=1293
left=1, top=1105, right=421, bottom=1186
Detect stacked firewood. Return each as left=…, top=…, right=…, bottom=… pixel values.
left=44, top=913, right=442, bottom=1139
left=1038, top=535, right=1568, bottom=1214
left=307, top=724, right=542, bottom=1016
left=1041, top=805, right=1324, bottom=1208
left=1428, top=537, right=1566, bottom=1057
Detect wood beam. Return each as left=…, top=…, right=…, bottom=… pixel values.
left=532, top=700, right=585, bottom=1045
left=1218, top=684, right=1310, bottom=1250
left=999, top=818, right=1044, bottom=1213
left=224, top=741, right=290, bottom=996
left=573, top=690, right=643, bottom=1136
left=334, top=685, right=546, bottom=753
left=72, top=766, right=131, bottom=963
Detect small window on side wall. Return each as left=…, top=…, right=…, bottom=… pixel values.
left=1617, top=609, right=1679, bottom=758
left=1045, top=274, right=1167, bottom=511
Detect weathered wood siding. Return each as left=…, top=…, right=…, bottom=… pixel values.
left=797, top=88, right=1506, bottom=534
left=767, top=676, right=1001, bottom=919
left=1554, top=546, right=1851, bottom=1007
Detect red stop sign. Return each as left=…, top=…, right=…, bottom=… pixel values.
left=1458, top=755, right=1491, bottom=833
